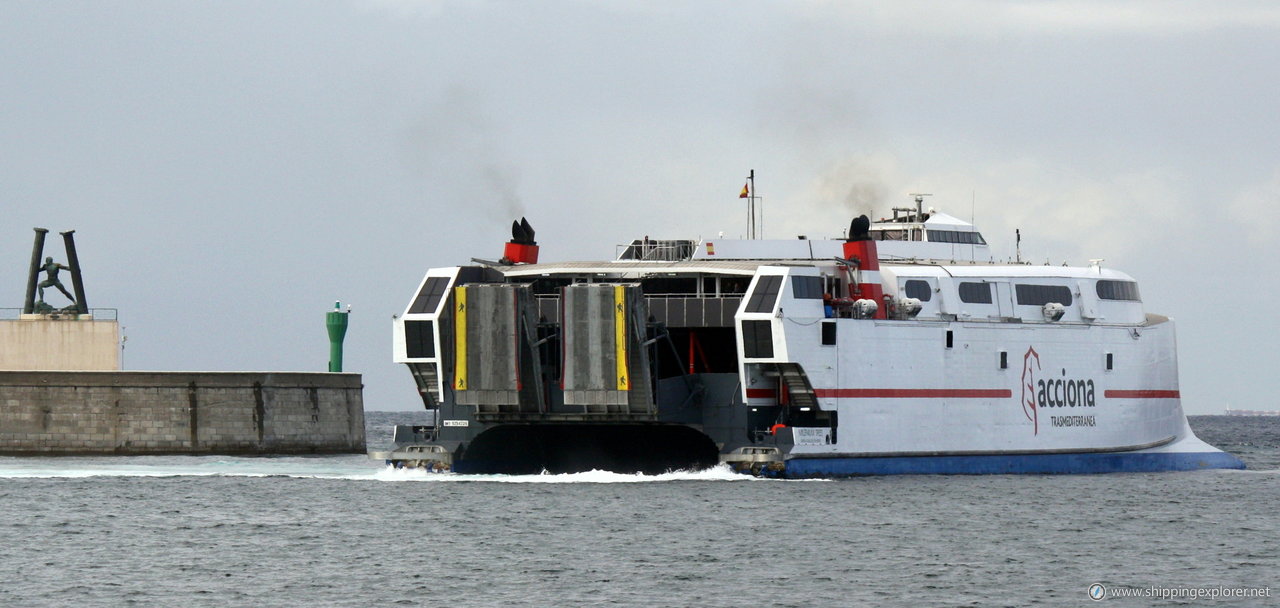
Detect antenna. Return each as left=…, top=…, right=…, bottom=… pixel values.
left=759, top=195, right=764, bottom=239
left=907, top=193, right=932, bottom=223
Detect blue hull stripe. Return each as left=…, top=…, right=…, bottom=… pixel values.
left=780, top=450, right=1246, bottom=477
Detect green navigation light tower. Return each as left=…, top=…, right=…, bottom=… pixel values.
left=327, top=301, right=350, bottom=372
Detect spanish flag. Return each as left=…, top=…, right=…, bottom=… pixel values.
left=739, top=183, right=749, bottom=198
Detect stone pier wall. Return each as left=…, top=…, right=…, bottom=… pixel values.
left=0, top=371, right=365, bottom=455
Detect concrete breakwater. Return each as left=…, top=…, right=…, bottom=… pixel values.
left=0, top=371, right=365, bottom=455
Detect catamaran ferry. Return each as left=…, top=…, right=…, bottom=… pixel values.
left=383, top=197, right=1244, bottom=476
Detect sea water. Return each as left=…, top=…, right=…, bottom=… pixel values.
left=0, top=415, right=1275, bottom=607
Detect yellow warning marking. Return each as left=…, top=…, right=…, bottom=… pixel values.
left=454, top=286, right=467, bottom=391
left=615, top=285, right=630, bottom=391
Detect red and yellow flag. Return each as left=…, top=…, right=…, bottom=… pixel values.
left=739, top=183, right=749, bottom=198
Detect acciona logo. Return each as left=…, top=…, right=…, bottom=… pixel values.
left=1021, top=346, right=1042, bottom=435
left=1020, top=346, right=1098, bottom=436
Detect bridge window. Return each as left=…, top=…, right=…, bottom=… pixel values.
left=745, top=276, right=784, bottom=313
left=903, top=280, right=932, bottom=302
left=958, top=282, right=994, bottom=304
left=1096, top=280, right=1141, bottom=301
left=1015, top=284, right=1073, bottom=306
left=404, top=321, right=436, bottom=358
left=791, top=276, right=824, bottom=299
left=408, top=277, right=451, bottom=314
left=742, top=320, right=774, bottom=358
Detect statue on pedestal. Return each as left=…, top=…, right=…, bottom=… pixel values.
left=39, top=256, right=75, bottom=304
left=23, top=228, right=89, bottom=316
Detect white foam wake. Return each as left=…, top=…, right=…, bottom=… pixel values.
left=371, top=462, right=781, bottom=483
left=0, top=457, right=789, bottom=482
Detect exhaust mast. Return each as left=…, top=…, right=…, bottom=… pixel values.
left=502, top=216, right=539, bottom=264
left=842, top=215, right=886, bottom=320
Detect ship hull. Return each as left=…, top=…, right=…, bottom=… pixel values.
left=776, top=445, right=1245, bottom=477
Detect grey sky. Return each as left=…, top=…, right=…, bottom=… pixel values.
left=3, top=1, right=1277, bottom=413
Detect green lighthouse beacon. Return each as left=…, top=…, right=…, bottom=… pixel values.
left=326, top=301, right=350, bottom=373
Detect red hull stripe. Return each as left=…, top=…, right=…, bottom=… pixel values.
left=814, top=389, right=1012, bottom=399
left=1104, top=390, right=1180, bottom=399
left=746, top=389, right=777, bottom=398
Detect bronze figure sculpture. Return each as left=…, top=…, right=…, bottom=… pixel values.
left=39, top=256, right=75, bottom=303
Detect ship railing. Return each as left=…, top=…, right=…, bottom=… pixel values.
left=531, top=291, right=746, bottom=302
left=615, top=239, right=697, bottom=262
left=0, top=307, right=119, bottom=321
left=533, top=294, right=741, bottom=328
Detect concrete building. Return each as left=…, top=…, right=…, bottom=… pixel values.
left=0, top=313, right=119, bottom=371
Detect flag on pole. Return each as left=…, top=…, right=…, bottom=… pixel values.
left=739, top=183, right=749, bottom=198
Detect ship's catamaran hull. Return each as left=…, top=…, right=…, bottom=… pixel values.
left=383, top=212, right=1243, bottom=476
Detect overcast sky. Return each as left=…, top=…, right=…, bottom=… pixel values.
left=3, top=1, right=1277, bottom=414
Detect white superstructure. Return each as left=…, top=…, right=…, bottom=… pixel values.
left=386, top=205, right=1243, bottom=476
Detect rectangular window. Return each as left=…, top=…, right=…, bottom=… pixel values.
left=926, top=230, right=987, bottom=245
left=1096, top=280, right=1142, bottom=302
left=745, top=276, right=784, bottom=313
left=405, top=320, right=436, bottom=358
left=720, top=277, right=751, bottom=295
left=791, top=276, right=824, bottom=299
left=945, top=330, right=953, bottom=349
left=1000, top=350, right=1008, bottom=369
left=958, top=282, right=994, bottom=304
left=408, top=277, right=451, bottom=314
left=1015, top=284, right=1074, bottom=306
left=876, top=229, right=906, bottom=241
left=821, top=321, right=837, bottom=345
left=1106, top=353, right=1114, bottom=371
left=642, top=277, right=698, bottom=294
left=742, top=320, right=774, bottom=358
